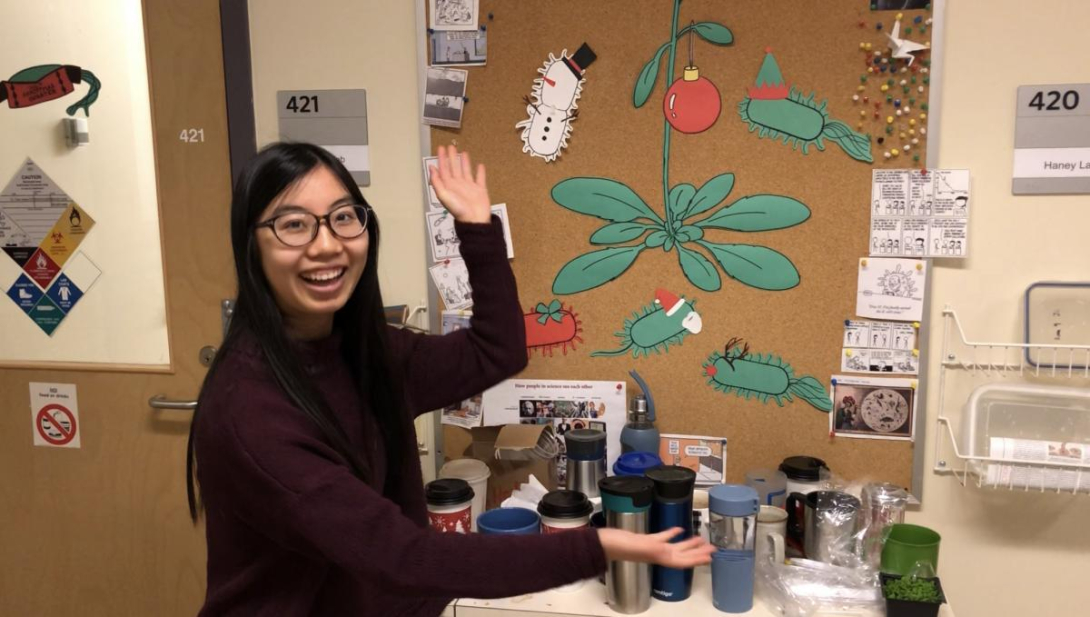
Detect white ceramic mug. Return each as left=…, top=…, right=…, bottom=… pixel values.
left=756, top=505, right=787, bottom=565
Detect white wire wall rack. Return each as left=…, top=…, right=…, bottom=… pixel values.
left=933, top=306, right=1090, bottom=493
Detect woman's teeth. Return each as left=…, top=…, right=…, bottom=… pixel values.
left=301, top=268, right=344, bottom=282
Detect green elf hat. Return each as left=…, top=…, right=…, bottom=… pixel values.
left=748, top=48, right=790, bottom=100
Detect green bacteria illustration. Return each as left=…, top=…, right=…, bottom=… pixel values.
left=738, top=49, right=873, bottom=163
left=703, top=338, right=832, bottom=412
left=592, top=289, right=702, bottom=358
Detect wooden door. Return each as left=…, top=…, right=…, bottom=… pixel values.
left=0, top=1, right=233, bottom=614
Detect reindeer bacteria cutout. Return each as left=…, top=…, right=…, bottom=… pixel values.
left=516, top=43, right=596, bottom=162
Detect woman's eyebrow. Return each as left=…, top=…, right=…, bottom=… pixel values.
left=269, top=196, right=354, bottom=217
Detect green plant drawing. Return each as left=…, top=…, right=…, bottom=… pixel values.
left=551, top=0, right=811, bottom=295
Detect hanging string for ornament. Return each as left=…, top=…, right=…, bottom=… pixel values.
left=663, top=21, right=722, bottom=134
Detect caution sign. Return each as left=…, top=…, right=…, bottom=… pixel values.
left=30, top=382, right=81, bottom=448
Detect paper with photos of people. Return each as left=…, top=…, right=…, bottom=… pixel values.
left=870, top=169, right=970, bottom=258
left=429, top=258, right=473, bottom=310
left=856, top=257, right=926, bottom=322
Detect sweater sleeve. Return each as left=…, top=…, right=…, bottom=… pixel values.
left=387, top=216, right=528, bottom=416
left=195, top=379, right=607, bottom=599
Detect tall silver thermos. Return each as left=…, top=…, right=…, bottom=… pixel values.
left=599, top=475, right=655, bottom=614
left=565, top=429, right=607, bottom=498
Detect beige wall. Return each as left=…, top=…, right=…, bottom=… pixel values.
left=912, top=1, right=1090, bottom=616
left=248, top=0, right=428, bottom=310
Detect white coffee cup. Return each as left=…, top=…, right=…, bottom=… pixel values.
left=439, top=458, right=490, bottom=532
left=756, top=505, right=787, bottom=565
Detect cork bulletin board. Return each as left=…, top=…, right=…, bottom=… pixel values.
left=428, top=0, right=939, bottom=492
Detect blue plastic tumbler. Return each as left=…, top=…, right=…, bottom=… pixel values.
left=708, top=485, right=759, bottom=613
left=646, top=466, right=697, bottom=602
left=711, top=549, right=756, bottom=613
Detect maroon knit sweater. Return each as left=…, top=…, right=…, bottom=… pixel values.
left=193, top=218, right=606, bottom=615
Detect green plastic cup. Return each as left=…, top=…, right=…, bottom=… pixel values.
left=881, top=523, right=941, bottom=575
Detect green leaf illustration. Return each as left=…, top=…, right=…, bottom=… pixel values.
left=553, top=246, right=645, bottom=295
left=645, top=230, right=668, bottom=248
left=677, top=225, right=704, bottom=242
left=683, top=173, right=735, bottom=220
left=697, top=241, right=800, bottom=290
left=667, top=183, right=695, bottom=221
left=553, top=178, right=664, bottom=224
left=634, top=41, right=670, bottom=108
left=694, top=195, right=811, bottom=232
left=590, top=222, right=658, bottom=245
left=692, top=22, right=734, bottom=45
left=678, top=245, right=722, bottom=291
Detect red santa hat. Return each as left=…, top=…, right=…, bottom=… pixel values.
left=654, top=288, right=686, bottom=316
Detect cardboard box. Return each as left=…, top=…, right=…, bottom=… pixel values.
left=442, top=423, right=558, bottom=509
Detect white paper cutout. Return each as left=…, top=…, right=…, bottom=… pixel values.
left=516, top=44, right=596, bottom=162
left=885, top=18, right=929, bottom=65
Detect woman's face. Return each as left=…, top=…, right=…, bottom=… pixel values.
left=255, top=165, right=369, bottom=339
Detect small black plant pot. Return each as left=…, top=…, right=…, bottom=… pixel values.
left=880, top=573, right=946, bottom=617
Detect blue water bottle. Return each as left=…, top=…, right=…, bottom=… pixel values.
left=646, top=466, right=697, bottom=602
left=708, top=485, right=759, bottom=613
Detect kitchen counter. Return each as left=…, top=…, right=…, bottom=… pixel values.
left=450, top=567, right=956, bottom=617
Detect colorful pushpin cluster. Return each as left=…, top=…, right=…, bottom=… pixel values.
left=851, top=13, right=932, bottom=167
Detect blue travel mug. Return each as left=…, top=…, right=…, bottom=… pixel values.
left=646, top=466, right=697, bottom=602
left=476, top=507, right=540, bottom=535
left=708, top=484, right=759, bottom=613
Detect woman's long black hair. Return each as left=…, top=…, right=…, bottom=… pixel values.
left=186, top=142, right=406, bottom=520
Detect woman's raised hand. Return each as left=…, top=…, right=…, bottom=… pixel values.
left=428, top=144, right=492, bottom=224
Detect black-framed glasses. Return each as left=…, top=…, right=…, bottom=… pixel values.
left=255, top=203, right=370, bottom=247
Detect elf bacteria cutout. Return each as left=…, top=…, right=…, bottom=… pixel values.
left=1, top=65, right=101, bottom=116
left=516, top=43, right=597, bottom=162
left=738, top=49, right=873, bottom=163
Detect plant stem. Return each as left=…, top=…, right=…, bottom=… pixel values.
left=663, top=0, right=681, bottom=230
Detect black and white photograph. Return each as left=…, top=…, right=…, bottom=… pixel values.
left=426, top=211, right=461, bottom=262
left=870, top=0, right=930, bottom=9
left=423, top=67, right=468, bottom=128
left=429, top=0, right=479, bottom=31
left=830, top=376, right=915, bottom=440
left=430, top=30, right=487, bottom=66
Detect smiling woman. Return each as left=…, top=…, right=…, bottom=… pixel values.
left=185, top=143, right=713, bottom=616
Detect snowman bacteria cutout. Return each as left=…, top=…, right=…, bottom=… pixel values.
left=516, top=43, right=597, bottom=162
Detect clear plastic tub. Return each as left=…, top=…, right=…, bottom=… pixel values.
left=962, top=383, right=1090, bottom=491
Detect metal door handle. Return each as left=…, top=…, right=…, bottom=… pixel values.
left=148, top=395, right=198, bottom=411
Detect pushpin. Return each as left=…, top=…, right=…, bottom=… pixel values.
left=912, top=138, right=919, bottom=145
left=915, top=262, right=923, bottom=271
left=912, top=349, right=920, bottom=357
left=913, top=154, right=921, bottom=162
left=863, top=96, right=870, bottom=103
left=859, top=42, right=867, bottom=49
left=892, top=148, right=900, bottom=156
left=920, top=127, right=927, bottom=135
left=868, top=67, right=875, bottom=74
left=876, top=22, right=883, bottom=30
left=883, top=151, right=892, bottom=159
left=844, top=319, right=852, bottom=327
left=865, top=43, right=873, bottom=51
left=900, top=132, right=907, bottom=139
left=881, top=84, right=889, bottom=92
left=861, top=75, right=868, bottom=83
left=894, top=99, right=901, bottom=107
left=845, top=350, right=853, bottom=357
left=886, top=116, right=894, bottom=124
left=877, top=136, right=885, bottom=144
left=831, top=377, right=839, bottom=385
left=909, top=119, right=916, bottom=126
left=900, top=79, right=907, bottom=86
left=853, top=94, right=860, bottom=102
left=903, top=106, right=911, bottom=113
left=896, top=110, right=903, bottom=117
left=909, top=128, right=916, bottom=135
left=858, top=85, right=866, bottom=92
left=904, top=144, right=911, bottom=152
left=896, top=12, right=904, bottom=19
left=914, top=16, right=923, bottom=24
left=861, top=259, right=868, bottom=267
left=911, top=380, right=918, bottom=389
left=920, top=113, right=927, bottom=120
left=918, top=86, right=925, bottom=93
left=860, top=110, right=867, bottom=117
left=859, top=21, right=867, bottom=29
left=912, top=322, right=921, bottom=329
